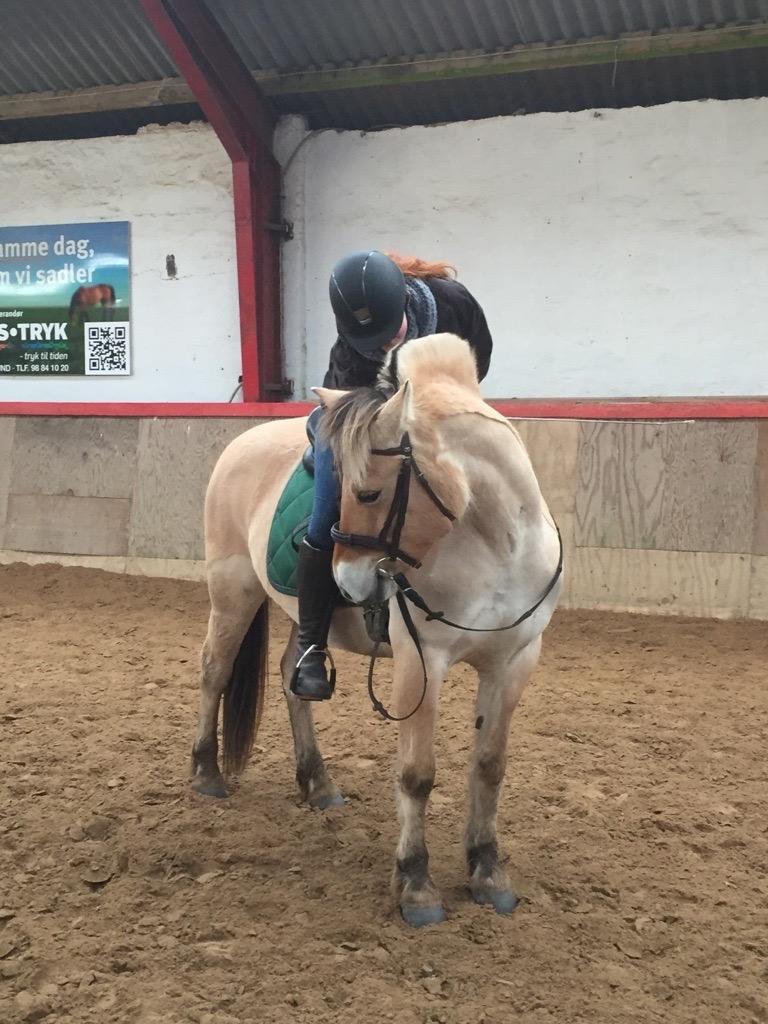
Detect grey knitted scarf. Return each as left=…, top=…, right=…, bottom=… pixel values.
left=376, top=277, right=439, bottom=394
left=404, top=277, right=438, bottom=340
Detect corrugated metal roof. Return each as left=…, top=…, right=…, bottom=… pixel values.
left=4, top=43, right=766, bottom=143
left=1, top=0, right=768, bottom=97
left=0, top=0, right=767, bottom=138
left=0, top=0, right=175, bottom=95
left=208, top=0, right=768, bottom=71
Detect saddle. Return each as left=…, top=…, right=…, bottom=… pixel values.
left=266, top=466, right=314, bottom=596
left=301, top=404, right=323, bottom=477
left=263, top=406, right=327, bottom=596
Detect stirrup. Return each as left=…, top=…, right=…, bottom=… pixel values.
left=290, top=644, right=337, bottom=700
left=295, top=644, right=336, bottom=673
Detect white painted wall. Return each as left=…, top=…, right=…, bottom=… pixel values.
left=0, top=123, right=241, bottom=402
left=278, top=99, right=768, bottom=400
left=3, top=102, right=764, bottom=403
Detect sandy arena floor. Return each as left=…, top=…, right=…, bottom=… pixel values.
left=1, top=562, right=767, bottom=1024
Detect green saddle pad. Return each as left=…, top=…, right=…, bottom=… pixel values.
left=266, top=460, right=315, bottom=596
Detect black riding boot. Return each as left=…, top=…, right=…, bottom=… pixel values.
left=290, top=538, right=339, bottom=701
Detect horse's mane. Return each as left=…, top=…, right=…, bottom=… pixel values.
left=320, top=387, right=388, bottom=488
left=395, top=333, right=479, bottom=392
left=321, top=334, right=479, bottom=486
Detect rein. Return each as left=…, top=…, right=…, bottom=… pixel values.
left=330, top=433, right=564, bottom=723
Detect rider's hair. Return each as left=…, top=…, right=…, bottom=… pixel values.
left=386, top=253, right=456, bottom=280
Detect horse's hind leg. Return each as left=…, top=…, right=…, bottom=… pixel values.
left=280, top=623, right=344, bottom=810
left=466, top=637, right=541, bottom=914
left=192, top=556, right=263, bottom=798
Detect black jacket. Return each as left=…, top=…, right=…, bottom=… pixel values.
left=323, top=276, right=492, bottom=389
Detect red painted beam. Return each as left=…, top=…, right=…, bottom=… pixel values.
left=492, top=397, right=768, bottom=419
left=2, top=399, right=768, bottom=420
left=0, top=402, right=313, bottom=418
left=139, top=0, right=283, bottom=402
left=139, top=0, right=247, bottom=161
left=232, top=153, right=283, bottom=402
left=232, top=160, right=261, bottom=402
left=163, top=0, right=274, bottom=153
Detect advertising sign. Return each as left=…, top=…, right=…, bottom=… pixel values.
left=0, top=221, right=131, bottom=377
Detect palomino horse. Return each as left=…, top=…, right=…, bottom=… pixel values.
left=68, top=283, right=116, bottom=326
left=193, top=334, right=563, bottom=926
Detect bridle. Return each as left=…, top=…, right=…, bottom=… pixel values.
left=330, top=432, right=455, bottom=569
left=329, top=432, right=564, bottom=723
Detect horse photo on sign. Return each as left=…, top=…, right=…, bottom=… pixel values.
left=68, top=283, right=117, bottom=328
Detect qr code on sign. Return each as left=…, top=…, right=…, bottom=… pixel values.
left=85, top=322, right=131, bottom=375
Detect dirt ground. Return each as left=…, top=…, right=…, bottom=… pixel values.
left=1, top=562, right=767, bottom=1024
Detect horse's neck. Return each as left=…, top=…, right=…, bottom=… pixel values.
left=411, top=410, right=553, bottom=631
left=437, top=410, right=545, bottom=558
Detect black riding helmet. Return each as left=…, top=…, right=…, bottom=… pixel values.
left=329, top=250, right=406, bottom=357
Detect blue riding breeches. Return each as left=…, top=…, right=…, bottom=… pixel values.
left=306, top=425, right=340, bottom=551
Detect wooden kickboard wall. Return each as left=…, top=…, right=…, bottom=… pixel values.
left=0, top=415, right=766, bottom=620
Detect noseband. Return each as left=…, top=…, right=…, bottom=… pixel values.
left=330, top=431, right=455, bottom=570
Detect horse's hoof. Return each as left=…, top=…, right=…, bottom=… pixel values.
left=472, top=886, right=519, bottom=915
left=308, top=788, right=346, bottom=811
left=400, top=903, right=447, bottom=928
left=191, top=774, right=228, bottom=799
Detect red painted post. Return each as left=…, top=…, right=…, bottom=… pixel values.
left=139, top=0, right=283, bottom=402
left=231, top=159, right=261, bottom=400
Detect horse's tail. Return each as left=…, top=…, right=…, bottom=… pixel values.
left=104, top=283, right=116, bottom=303
left=68, top=288, right=82, bottom=318
left=222, top=601, right=269, bottom=775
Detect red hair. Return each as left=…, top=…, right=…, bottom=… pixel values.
left=386, top=252, right=456, bottom=280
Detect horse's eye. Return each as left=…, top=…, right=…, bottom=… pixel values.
left=357, top=489, right=381, bottom=505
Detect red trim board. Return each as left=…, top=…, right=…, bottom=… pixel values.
left=1, top=399, right=767, bottom=420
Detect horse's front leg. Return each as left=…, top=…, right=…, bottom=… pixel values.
left=392, top=645, right=446, bottom=927
left=466, top=636, right=542, bottom=914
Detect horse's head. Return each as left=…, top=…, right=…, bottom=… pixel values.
left=315, top=334, right=477, bottom=605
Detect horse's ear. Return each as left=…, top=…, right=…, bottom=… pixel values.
left=312, top=387, right=349, bottom=410
left=379, top=379, right=412, bottom=431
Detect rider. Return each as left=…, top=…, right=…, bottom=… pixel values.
left=290, top=249, right=494, bottom=701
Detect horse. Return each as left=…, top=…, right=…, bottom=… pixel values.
left=193, top=333, right=563, bottom=926
left=68, top=283, right=116, bottom=327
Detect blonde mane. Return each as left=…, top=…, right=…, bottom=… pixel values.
left=393, top=333, right=480, bottom=394
left=322, top=334, right=480, bottom=487
left=320, top=386, right=388, bottom=487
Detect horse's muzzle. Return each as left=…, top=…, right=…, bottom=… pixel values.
left=334, top=555, right=396, bottom=606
